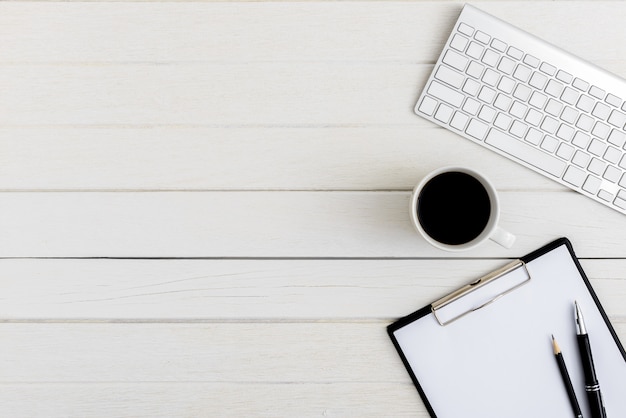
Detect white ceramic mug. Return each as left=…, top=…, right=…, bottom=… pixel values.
left=410, top=166, right=515, bottom=251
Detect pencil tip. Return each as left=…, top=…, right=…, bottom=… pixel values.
left=552, top=335, right=560, bottom=354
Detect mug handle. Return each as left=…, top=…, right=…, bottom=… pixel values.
left=489, top=226, right=516, bottom=249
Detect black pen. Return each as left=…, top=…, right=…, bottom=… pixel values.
left=575, top=301, right=607, bottom=418
left=552, top=335, right=583, bottom=418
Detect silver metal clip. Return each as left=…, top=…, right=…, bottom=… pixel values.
left=431, top=259, right=530, bottom=326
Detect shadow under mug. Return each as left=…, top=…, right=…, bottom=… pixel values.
left=410, top=166, right=515, bottom=251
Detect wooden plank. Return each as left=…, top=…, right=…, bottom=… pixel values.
left=0, top=126, right=562, bottom=191
left=0, top=63, right=424, bottom=126
left=1, top=259, right=625, bottom=320
left=0, top=323, right=408, bottom=383
left=0, top=191, right=625, bottom=258
left=1, top=322, right=624, bottom=383
left=0, top=382, right=428, bottom=418
left=3, top=61, right=626, bottom=127
left=0, top=2, right=623, bottom=67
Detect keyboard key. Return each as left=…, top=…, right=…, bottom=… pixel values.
left=572, top=78, right=590, bottom=91
left=582, top=175, right=602, bottom=194
left=604, top=146, right=622, bottom=165
left=434, top=103, right=454, bottom=123
left=529, top=72, right=548, bottom=90
left=591, top=122, right=610, bottom=140
left=561, top=87, right=579, bottom=105
left=481, top=49, right=500, bottom=67
left=539, top=62, right=556, bottom=76
left=510, top=101, right=528, bottom=119
left=497, top=56, right=516, bottom=74
left=608, top=129, right=626, bottom=148
left=541, top=116, right=559, bottom=134
left=608, top=110, right=626, bottom=129
left=478, top=86, right=497, bottom=103
left=523, top=54, right=540, bottom=68
left=510, top=120, right=528, bottom=138
left=556, top=124, right=574, bottom=141
left=458, top=23, right=474, bottom=36
left=491, top=38, right=507, bottom=53
left=450, top=111, right=470, bottom=130
left=563, top=166, right=586, bottom=187
left=428, top=81, right=465, bottom=107
left=513, top=84, right=532, bottom=102
left=485, top=129, right=566, bottom=177
left=620, top=155, right=626, bottom=170
left=606, top=94, right=622, bottom=108
left=435, top=65, right=465, bottom=89
left=541, top=135, right=558, bottom=152
left=494, top=112, right=512, bottom=130
left=576, top=114, right=594, bottom=131
left=588, top=139, right=607, bottom=157
left=443, top=50, right=469, bottom=71
left=466, top=119, right=489, bottom=140
left=418, top=96, right=438, bottom=116
left=614, top=193, right=626, bottom=210
left=572, top=150, right=591, bottom=168
left=462, top=97, right=481, bottom=115
left=572, top=131, right=591, bottom=149
left=556, top=70, right=573, bottom=84
left=474, top=30, right=490, bottom=44
left=589, top=86, right=606, bottom=100
left=604, top=166, right=621, bottom=183
left=560, top=106, right=579, bottom=124
left=507, top=46, right=523, bottom=60
left=545, top=99, right=563, bottom=117
left=556, top=143, right=575, bottom=160
left=620, top=173, right=626, bottom=187
left=545, top=79, right=564, bottom=98
left=588, top=157, right=606, bottom=175
left=529, top=91, right=547, bottom=109
left=494, top=94, right=512, bottom=111
left=478, top=105, right=496, bottom=123
left=576, top=95, right=594, bottom=112
left=525, top=109, right=543, bottom=126
left=450, top=34, right=469, bottom=52
left=466, top=61, right=485, bottom=78
left=592, top=102, right=610, bottom=120
left=463, top=78, right=481, bottom=96
left=598, top=189, right=614, bottom=202
left=513, top=64, right=532, bottom=82
left=482, top=68, right=500, bottom=86
left=466, top=41, right=485, bottom=59
left=497, top=76, right=516, bottom=94
left=525, top=128, right=543, bottom=145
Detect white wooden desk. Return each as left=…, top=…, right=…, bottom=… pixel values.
left=1, top=1, right=626, bottom=416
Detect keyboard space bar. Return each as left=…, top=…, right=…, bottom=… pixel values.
left=485, top=129, right=566, bottom=178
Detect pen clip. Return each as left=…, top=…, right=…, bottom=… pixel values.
left=431, top=260, right=530, bottom=326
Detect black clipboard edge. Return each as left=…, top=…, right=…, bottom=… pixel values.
left=553, top=238, right=626, bottom=361
left=386, top=237, right=626, bottom=417
left=386, top=305, right=438, bottom=418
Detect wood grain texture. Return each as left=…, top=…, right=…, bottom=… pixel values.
left=1, top=322, right=624, bottom=383
left=0, top=322, right=624, bottom=417
left=0, top=258, right=624, bottom=320
left=0, top=191, right=625, bottom=258
left=0, top=126, right=563, bottom=191
left=0, top=383, right=428, bottom=418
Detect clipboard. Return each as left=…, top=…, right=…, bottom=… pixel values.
left=387, top=238, right=626, bottom=417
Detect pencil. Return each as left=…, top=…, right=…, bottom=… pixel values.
left=552, top=335, right=583, bottom=418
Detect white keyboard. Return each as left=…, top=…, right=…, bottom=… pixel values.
left=415, top=4, right=626, bottom=214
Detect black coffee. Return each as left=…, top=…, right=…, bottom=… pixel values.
left=417, top=171, right=491, bottom=246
